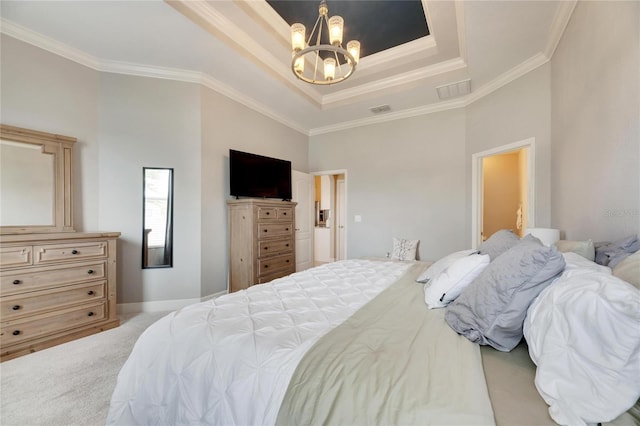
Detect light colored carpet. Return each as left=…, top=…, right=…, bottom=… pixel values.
left=0, top=311, right=169, bottom=426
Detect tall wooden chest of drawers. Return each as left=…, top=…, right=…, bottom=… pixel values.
left=228, top=199, right=296, bottom=293
left=0, top=232, right=120, bottom=361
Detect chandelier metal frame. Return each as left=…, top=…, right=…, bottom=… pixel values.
left=290, top=0, right=360, bottom=85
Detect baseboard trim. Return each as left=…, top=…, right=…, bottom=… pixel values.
left=117, top=290, right=228, bottom=314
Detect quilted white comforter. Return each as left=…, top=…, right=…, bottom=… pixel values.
left=106, top=259, right=412, bottom=425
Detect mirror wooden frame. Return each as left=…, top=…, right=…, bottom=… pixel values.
left=0, top=124, right=76, bottom=234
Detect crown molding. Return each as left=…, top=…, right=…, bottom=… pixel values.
left=199, top=74, right=309, bottom=135
left=0, top=18, right=101, bottom=70
left=544, top=0, right=577, bottom=58
left=309, top=97, right=465, bottom=136
left=465, top=52, right=549, bottom=106
left=454, top=0, right=468, bottom=62
left=322, top=57, right=467, bottom=106
left=0, top=19, right=309, bottom=136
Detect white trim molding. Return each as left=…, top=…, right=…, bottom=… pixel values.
left=471, top=138, right=536, bottom=248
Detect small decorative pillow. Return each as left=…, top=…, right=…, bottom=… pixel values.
left=415, top=249, right=477, bottom=283
left=391, top=238, right=419, bottom=261
left=555, top=239, right=595, bottom=261
left=478, top=229, right=520, bottom=261
left=424, top=254, right=490, bottom=309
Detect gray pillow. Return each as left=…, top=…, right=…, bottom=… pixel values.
left=478, top=229, right=520, bottom=261
left=445, top=235, right=566, bottom=352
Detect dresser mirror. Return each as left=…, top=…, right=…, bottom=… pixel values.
left=0, top=125, right=75, bottom=234
left=142, top=167, right=173, bottom=268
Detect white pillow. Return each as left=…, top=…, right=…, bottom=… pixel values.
left=416, top=249, right=477, bottom=283
left=391, top=238, right=419, bottom=261
left=524, top=271, right=640, bottom=425
left=555, top=239, right=595, bottom=261
left=424, top=254, right=490, bottom=309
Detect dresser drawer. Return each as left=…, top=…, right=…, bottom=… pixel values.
left=1, top=262, right=106, bottom=296
left=258, top=239, right=293, bottom=258
left=1, top=302, right=106, bottom=346
left=1, top=281, right=106, bottom=320
left=258, top=253, right=294, bottom=276
left=257, top=223, right=293, bottom=239
left=277, top=207, right=293, bottom=220
left=33, top=241, right=108, bottom=265
left=257, top=267, right=295, bottom=284
left=257, top=207, right=278, bottom=220
left=0, top=246, right=33, bottom=268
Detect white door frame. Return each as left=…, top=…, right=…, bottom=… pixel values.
left=312, top=169, right=348, bottom=260
left=471, top=138, right=536, bottom=248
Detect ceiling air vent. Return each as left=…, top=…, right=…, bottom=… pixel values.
left=369, top=104, right=391, bottom=114
left=436, top=79, right=471, bottom=100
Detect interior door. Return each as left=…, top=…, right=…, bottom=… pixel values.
left=336, top=179, right=346, bottom=260
left=292, top=170, right=314, bottom=271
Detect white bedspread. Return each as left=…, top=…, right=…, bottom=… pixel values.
left=106, top=259, right=412, bottom=426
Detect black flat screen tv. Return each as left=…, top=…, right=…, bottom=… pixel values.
left=229, top=149, right=292, bottom=200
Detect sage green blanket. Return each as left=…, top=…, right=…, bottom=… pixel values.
left=276, top=262, right=495, bottom=425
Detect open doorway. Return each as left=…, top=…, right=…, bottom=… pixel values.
left=472, top=138, right=535, bottom=247
left=313, top=170, right=347, bottom=266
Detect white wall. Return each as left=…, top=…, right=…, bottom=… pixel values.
left=0, top=36, right=100, bottom=231
left=200, top=87, right=308, bottom=296
left=309, top=109, right=468, bottom=261
left=551, top=1, right=640, bottom=241
left=0, top=34, right=308, bottom=305
left=466, top=64, right=552, bottom=241
left=98, top=73, right=202, bottom=304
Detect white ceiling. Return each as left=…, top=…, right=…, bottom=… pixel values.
left=0, top=0, right=576, bottom=136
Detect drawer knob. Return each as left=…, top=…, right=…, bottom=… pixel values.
left=286, top=244, right=290, bottom=247
left=264, top=247, right=269, bottom=250
left=88, top=312, right=94, bottom=317
left=283, top=212, right=287, bottom=216
left=266, top=212, right=270, bottom=215
left=87, top=290, right=95, bottom=296
left=72, top=249, right=79, bottom=255
left=12, top=280, right=21, bottom=285
left=286, top=259, right=290, bottom=263
left=263, top=229, right=268, bottom=233
left=87, top=269, right=95, bottom=275
left=264, top=265, right=269, bottom=269
left=285, top=228, right=289, bottom=231
left=12, top=330, right=20, bottom=336
left=12, top=305, right=21, bottom=311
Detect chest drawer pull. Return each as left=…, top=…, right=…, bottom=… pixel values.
left=12, top=305, right=21, bottom=311
left=12, top=330, right=20, bottom=336
left=88, top=312, right=94, bottom=317
left=88, top=290, right=95, bottom=295
left=87, top=269, right=94, bottom=275
left=13, top=280, right=21, bottom=285
left=72, top=250, right=79, bottom=255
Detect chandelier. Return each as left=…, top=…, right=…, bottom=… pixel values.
left=290, top=0, right=361, bottom=85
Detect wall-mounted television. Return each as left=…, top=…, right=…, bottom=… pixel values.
left=229, top=149, right=292, bottom=200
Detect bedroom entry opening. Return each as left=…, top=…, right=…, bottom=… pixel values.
left=471, top=138, right=535, bottom=248
left=313, top=171, right=347, bottom=266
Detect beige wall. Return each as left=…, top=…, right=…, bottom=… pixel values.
left=482, top=152, right=520, bottom=239
left=551, top=1, right=640, bottom=241
left=466, top=64, right=552, bottom=238
left=0, top=34, right=308, bottom=304
left=310, top=109, right=468, bottom=261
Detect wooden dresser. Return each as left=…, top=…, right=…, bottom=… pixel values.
left=0, top=232, right=120, bottom=361
left=228, top=199, right=296, bottom=293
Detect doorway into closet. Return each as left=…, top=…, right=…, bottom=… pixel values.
left=472, top=138, right=535, bottom=248
left=313, top=171, right=347, bottom=266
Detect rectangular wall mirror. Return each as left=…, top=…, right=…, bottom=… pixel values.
left=142, top=167, right=173, bottom=268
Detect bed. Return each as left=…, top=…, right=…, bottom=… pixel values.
left=106, top=233, right=640, bottom=426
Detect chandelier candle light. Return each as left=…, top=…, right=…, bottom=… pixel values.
left=290, top=0, right=361, bottom=85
